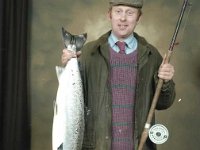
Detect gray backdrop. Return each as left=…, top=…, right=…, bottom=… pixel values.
left=29, top=0, right=200, bottom=149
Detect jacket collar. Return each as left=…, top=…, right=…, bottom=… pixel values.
left=92, top=31, right=151, bottom=65
left=94, top=31, right=111, bottom=62
left=133, top=32, right=151, bottom=61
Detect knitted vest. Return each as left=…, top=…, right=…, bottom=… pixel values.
left=109, top=48, right=138, bottom=150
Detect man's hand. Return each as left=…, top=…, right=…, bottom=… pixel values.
left=158, top=54, right=175, bottom=82
left=61, top=49, right=81, bottom=65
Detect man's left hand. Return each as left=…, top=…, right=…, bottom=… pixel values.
left=158, top=55, right=175, bottom=82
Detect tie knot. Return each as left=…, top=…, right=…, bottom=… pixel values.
left=116, top=41, right=126, bottom=54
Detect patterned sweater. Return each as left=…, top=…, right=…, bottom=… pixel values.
left=109, top=48, right=138, bottom=150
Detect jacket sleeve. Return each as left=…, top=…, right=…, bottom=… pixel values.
left=152, top=53, right=176, bottom=110
left=148, top=42, right=176, bottom=110
left=155, top=76, right=176, bottom=110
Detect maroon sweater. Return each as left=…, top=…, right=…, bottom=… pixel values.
left=109, top=48, right=138, bottom=150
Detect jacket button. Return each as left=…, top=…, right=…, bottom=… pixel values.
left=105, top=136, right=109, bottom=140
left=106, top=105, right=109, bottom=111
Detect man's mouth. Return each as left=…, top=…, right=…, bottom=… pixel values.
left=118, top=24, right=128, bottom=30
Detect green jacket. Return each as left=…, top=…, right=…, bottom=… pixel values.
left=79, top=31, right=175, bottom=150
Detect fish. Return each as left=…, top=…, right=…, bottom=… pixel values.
left=52, top=27, right=87, bottom=150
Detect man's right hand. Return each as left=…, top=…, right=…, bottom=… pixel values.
left=61, top=49, right=81, bottom=65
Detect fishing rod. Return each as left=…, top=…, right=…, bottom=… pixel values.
left=138, top=0, right=190, bottom=149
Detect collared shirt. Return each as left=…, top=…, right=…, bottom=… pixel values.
left=108, top=32, right=138, bottom=54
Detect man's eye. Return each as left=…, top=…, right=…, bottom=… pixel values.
left=115, top=10, right=121, bottom=14
left=127, top=11, right=134, bottom=16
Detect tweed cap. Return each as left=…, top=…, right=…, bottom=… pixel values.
left=109, top=0, right=143, bottom=8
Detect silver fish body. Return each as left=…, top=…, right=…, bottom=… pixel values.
left=52, top=56, right=84, bottom=150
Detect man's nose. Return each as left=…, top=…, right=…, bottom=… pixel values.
left=120, top=12, right=126, bottom=21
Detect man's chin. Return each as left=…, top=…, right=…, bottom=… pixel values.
left=118, top=33, right=130, bottom=39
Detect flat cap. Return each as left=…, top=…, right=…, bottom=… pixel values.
left=109, top=0, right=143, bottom=8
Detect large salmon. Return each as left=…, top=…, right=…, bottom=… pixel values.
left=52, top=27, right=87, bottom=150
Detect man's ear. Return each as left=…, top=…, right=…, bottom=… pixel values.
left=136, top=16, right=140, bottom=23
left=107, top=10, right=112, bottom=20
left=136, top=13, right=142, bottom=24
left=136, top=10, right=142, bottom=22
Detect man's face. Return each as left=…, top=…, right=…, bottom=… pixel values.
left=108, top=5, right=141, bottom=40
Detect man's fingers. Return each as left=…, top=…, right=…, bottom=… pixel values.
left=76, top=51, right=82, bottom=57
left=61, top=49, right=82, bottom=65
left=158, top=63, right=175, bottom=82
left=61, top=49, right=74, bottom=64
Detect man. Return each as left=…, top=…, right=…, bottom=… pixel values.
left=61, top=0, right=175, bottom=149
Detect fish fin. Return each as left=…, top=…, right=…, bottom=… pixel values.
left=53, top=99, right=57, bottom=115
left=57, top=143, right=63, bottom=150
left=55, top=66, right=65, bottom=81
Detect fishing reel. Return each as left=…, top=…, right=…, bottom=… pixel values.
left=148, top=124, right=169, bottom=145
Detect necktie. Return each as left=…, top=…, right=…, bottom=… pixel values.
left=116, top=41, right=126, bottom=54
